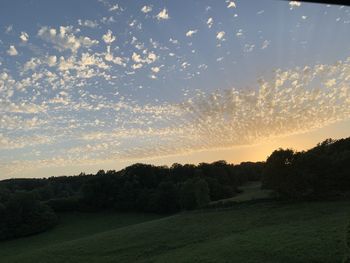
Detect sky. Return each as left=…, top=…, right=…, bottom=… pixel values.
left=0, top=0, right=349, bottom=179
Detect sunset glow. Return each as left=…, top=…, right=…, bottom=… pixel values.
left=0, top=0, right=349, bottom=178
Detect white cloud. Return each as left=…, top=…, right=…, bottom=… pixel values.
left=100, top=16, right=116, bottom=25
left=132, top=52, right=142, bottom=63
left=147, top=52, right=157, bottom=63
left=156, top=8, right=169, bottom=20
left=186, top=29, right=198, bottom=37
left=141, top=5, right=152, bottom=13
left=78, top=19, right=98, bottom=28
left=20, top=32, right=29, bottom=42
left=236, top=29, right=243, bottom=37
left=227, top=1, right=236, bottom=8
left=244, top=44, right=255, bottom=53
left=0, top=134, right=52, bottom=150
left=151, top=66, right=160, bottom=73
left=132, top=51, right=157, bottom=64
left=47, top=55, right=57, bottom=67
left=80, top=52, right=108, bottom=69
left=132, top=63, right=143, bottom=70
left=58, top=56, right=76, bottom=71
left=261, top=40, right=270, bottom=50
left=207, top=17, right=213, bottom=28
left=23, top=57, right=41, bottom=71
left=38, top=26, right=98, bottom=52
left=169, top=38, right=178, bottom=44
left=102, top=29, right=116, bottom=44
left=2, top=53, right=350, bottom=175
left=181, top=62, right=190, bottom=69
left=7, top=45, right=18, bottom=56
left=80, top=37, right=99, bottom=47
left=118, top=58, right=350, bottom=159
left=103, top=46, right=126, bottom=67
left=108, top=4, right=119, bottom=11
left=289, top=1, right=301, bottom=9
left=216, top=31, right=225, bottom=40
left=107, top=55, right=126, bottom=67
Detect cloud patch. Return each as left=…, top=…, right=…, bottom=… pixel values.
left=216, top=31, right=225, bottom=40
left=141, top=5, right=152, bottom=13
left=20, top=32, right=29, bottom=42
left=156, top=8, right=169, bottom=20
left=102, top=29, right=116, bottom=44
left=186, top=29, right=198, bottom=37
left=38, top=26, right=99, bottom=52
left=7, top=45, right=18, bottom=56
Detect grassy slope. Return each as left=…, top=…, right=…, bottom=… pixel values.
left=0, top=212, right=162, bottom=260
left=1, top=200, right=349, bottom=263
left=210, top=181, right=272, bottom=204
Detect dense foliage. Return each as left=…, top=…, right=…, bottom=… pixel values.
left=262, top=138, right=350, bottom=199
left=1, top=136, right=349, bottom=241
left=0, top=160, right=263, bottom=240
left=0, top=190, right=57, bottom=240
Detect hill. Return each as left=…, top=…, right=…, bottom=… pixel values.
left=0, top=199, right=349, bottom=263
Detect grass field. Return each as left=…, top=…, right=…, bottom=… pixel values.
left=210, top=182, right=272, bottom=204
left=0, top=199, right=349, bottom=263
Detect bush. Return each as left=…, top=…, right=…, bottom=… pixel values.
left=0, top=192, right=58, bottom=240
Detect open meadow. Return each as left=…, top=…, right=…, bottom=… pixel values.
left=1, top=200, right=349, bottom=263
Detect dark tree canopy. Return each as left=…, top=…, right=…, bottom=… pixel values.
left=262, top=137, right=350, bottom=200
left=1, top=136, right=349, bottom=241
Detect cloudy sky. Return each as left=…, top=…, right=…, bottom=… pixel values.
left=0, top=0, right=349, bottom=179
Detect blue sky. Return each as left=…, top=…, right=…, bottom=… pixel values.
left=0, top=0, right=350, bottom=178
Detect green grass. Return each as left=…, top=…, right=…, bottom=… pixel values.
left=1, top=200, right=349, bottom=263
left=0, top=212, right=162, bottom=260
left=210, top=181, right=272, bottom=204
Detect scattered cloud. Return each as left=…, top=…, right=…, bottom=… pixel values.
left=261, top=40, right=270, bottom=49
left=236, top=29, right=243, bottom=37
left=38, top=26, right=99, bottom=52
left=0, top=0, right=349, bottom=178
left=7, top=45, right=18, bottom=56
left=2, top=56, right=350, bottom=175
left=108, top=4, right=119, bottom=11
left=207, top=17, right=213, bottom=28
left=119, top=58, right=350, bottom=159
left=227, top=1, right=236, bottom=8
left=151, top=66, right=160, bottom=73
left=20, top=32, right=29, bottom=42
left=289, top=1, right=301, bottom=9
left=243, top=44, right=255, bottom=52
left=186, top=29, right=198, bottom=37
left=102, top=29, right=116, bottom=44
left=78, top=19, right=99, bottom=28
left=156, top=8, right=169, bottom=20
left=216, top=31, right=225, bottom=40
left=141, top=5, right=152, bottom=13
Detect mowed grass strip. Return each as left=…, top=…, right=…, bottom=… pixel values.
left=1, top=201, right=349, bottom=263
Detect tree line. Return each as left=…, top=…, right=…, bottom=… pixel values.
left=262, top=137, right=350, bottom=199
left=1, top=136, right=349, bottom=241
left=0, top=161, right=263, bottom=240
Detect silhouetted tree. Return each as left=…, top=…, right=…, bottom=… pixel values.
left=154, top=181, right=179, bottom=213
left=194, top=179, right=210, bottom=208
left=0, top=192, right=57, bottom=240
